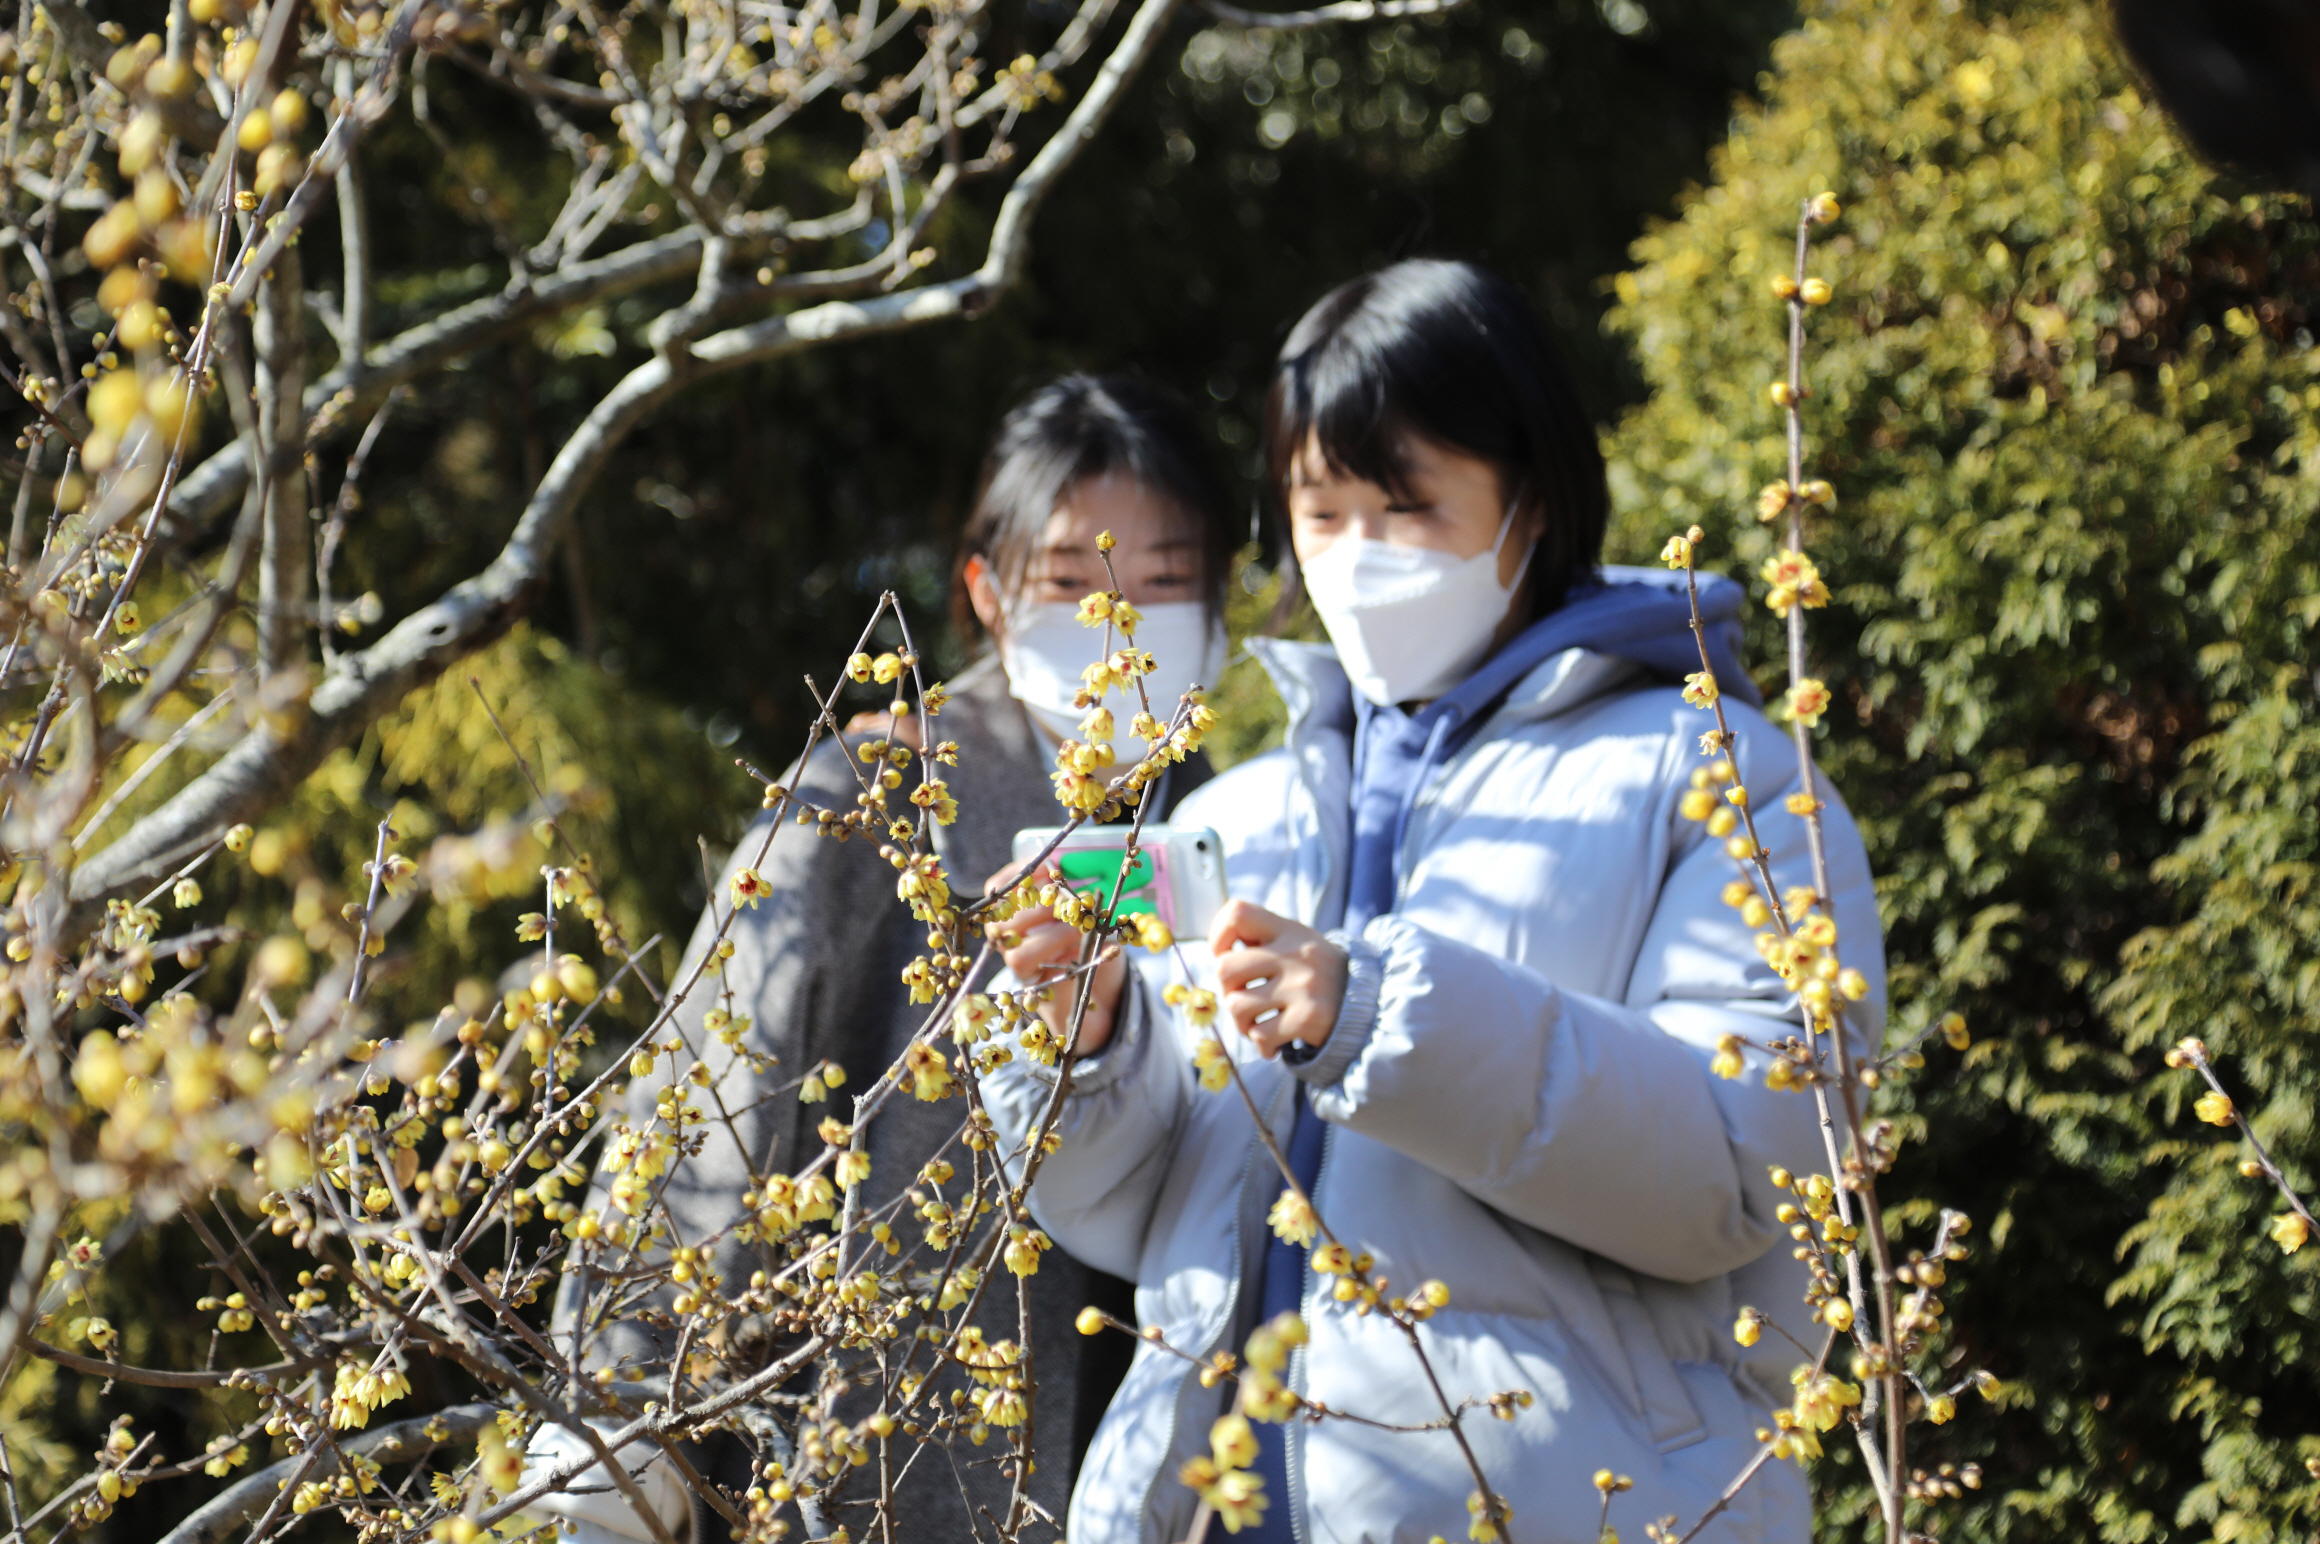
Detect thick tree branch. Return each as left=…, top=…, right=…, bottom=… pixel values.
left=160, top=200, right=871, bottom=537
left=254, top=250, right=308, bottom=686
left=1197, top=0, right=1463, bottom=26
left=153, top=1404, right=496, bottom=1544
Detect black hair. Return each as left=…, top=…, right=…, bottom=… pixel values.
left=1263, top=259, right=1608, bottom=622
left=952, top=373, right=1239, bottom=641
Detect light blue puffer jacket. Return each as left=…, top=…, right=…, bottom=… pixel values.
left=979, top=636, right=1885, bottom=1544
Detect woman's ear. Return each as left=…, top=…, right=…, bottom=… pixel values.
left=965, top=554, right=1005, bottom=638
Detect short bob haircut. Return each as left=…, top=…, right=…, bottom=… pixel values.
left=1263, top=259, right=1609, bottom=622
left=952, top=373, right=1239, bottom=642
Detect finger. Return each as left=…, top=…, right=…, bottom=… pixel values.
left=1224, top=985, right=1279, bottom=1037
left=1214, top=947, right=1280, bottom=994
left=844, top=711, right=893, bottom=736
left=1002, top=921, right=1082, bottom=981
left=1210, top=899, right=1285, bottom=957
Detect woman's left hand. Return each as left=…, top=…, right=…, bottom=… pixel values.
left=1211, top=900, right=1347, bottom=1058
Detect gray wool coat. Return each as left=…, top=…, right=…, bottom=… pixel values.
left=554, top=655, right=1203, bottom=1543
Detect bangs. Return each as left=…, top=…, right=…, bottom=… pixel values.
left=1269, top=348, right=1430, bottom=503
left=1263, top=266, right=1527, bottom=505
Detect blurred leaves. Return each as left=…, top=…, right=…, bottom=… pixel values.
left=1608, top=0, right=2320, bottom=1537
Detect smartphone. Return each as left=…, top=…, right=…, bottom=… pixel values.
left=1010, top=824, right=1229, bottom=942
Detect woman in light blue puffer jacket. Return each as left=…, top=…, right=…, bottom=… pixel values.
left=981, top=261, right=1882, bottom=1544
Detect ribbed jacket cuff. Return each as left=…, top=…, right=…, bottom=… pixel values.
left=1031, top=975, right=1147, bottom=1094
left=1291, top=931, right=1381, bottom=1090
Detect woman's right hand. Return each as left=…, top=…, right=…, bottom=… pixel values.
left=984, top=862, right=1127, bottom=1057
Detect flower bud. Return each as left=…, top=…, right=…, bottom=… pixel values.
left=1800, top=277, right=1833, bottom=306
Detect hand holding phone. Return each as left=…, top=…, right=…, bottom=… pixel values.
left=983, top=859, right=1128, bottom=1057
left=988, top=825, right=1228, bottom=1059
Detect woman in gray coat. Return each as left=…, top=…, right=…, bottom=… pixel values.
left=534, top=374, right=1240, bottom=1543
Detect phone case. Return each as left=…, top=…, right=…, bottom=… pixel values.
left=1009, top=824, right=1229, bottom=940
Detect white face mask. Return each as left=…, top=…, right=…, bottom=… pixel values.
left=1000, top=601, right=1227, bottom=762
left=1300, top=507, right=1534, bottom=707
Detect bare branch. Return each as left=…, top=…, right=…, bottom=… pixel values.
left=1198, top=0, right=1463, bottom=26
left=74, top=0, right=1188, bottom=905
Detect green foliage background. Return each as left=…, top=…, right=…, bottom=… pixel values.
left=1606, top=0, right=2320, bottom=1536
left=35, top=0, right=2320, bottom=1535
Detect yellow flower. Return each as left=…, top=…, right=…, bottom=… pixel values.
left=1211, top=1414, right=1259, bottom=1470
left=1790, top=1369, right=1861, bottom=1432
left=1681, top=672, right=1720, bottom=709
left=1800, top=276, right=1833, bottom=306
left=1925, top=1391, right=1956, bottom=1424
left=1112, top=599, right=1143, bottom=637
left=1659, top=533, right=1693, bottom=570
left=1003, top=1226, right=1051, bottom=1276
left=2272, top=1213, right=2311, bottom=1254
left=1783, top=678, right=1833, bottom=728
left=923, top=681, right=951, bottom=713
left=729, top=867, right=770, bottom=909
left=1267, top=1190, right=1319, bottom=1247
left=900, top=957, right=938, bottom=1004
left=1129, top=913, right=1174, bottom=950
left=367, top=852, right=419, bottom=898
left=2194, top=1090, right=2236, bottom=1126
left=1191, top=1038, right=1231, bottom=1092
left=836, top=1150, right=872, bottom=1188
left=903, top=1041, right=955, bottom=1102
left=871, top=652, right=907, bottom=685
left=1164, top=983, right=1221, bottom=1027
left=1759, top=550, right=1829, bottom=618
left=2164, top=1036, right=2208, bottom=1069
left=1203, top=1468, right=1268, bottom=1534
left=979, top=1387, right=1028, bottom=1427
left=1052, top=767, right=1105, bottom=814
left=952, top=994, right=996, bottom=1044
left=1940, top=1012, right=1969, bottom=1049
left=1679, top=788, right=1717, bottom=822
left=1732, top=1308, right=1762, bottom=1347
left=910, top=780, right=959, bottom=825
left=1075, top=1306, right=1107, bottom=1336
left=1076, top=592, right=1115, bottom=626
left=1755, top=480, right=1793, bottom=521
left=1710, top=1035, right=1745, bottom=1081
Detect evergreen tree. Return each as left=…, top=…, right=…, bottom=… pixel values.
left=1606, top=1, right=2320, bottom=1537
